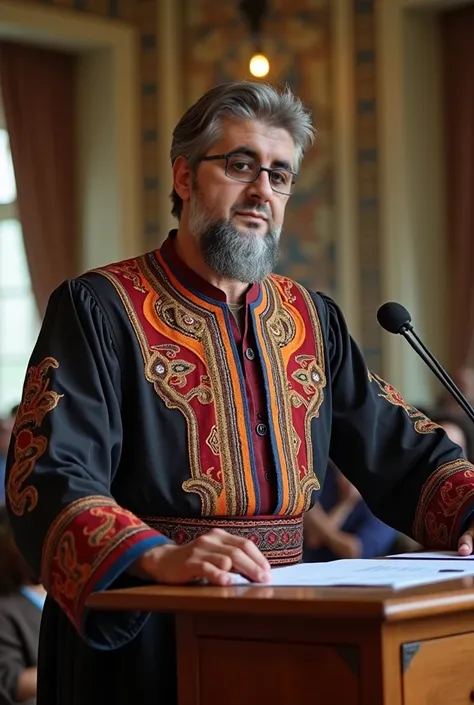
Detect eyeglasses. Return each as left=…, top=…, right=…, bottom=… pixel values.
left=198, top=152, right=297, bottom=196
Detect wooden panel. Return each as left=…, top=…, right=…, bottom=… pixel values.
left=403, top=632, right=474, bottom=705
left=198, top=638, right=360, bottom=705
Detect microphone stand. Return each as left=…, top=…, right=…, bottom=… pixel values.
left=399, top=325, right=474, bottom=424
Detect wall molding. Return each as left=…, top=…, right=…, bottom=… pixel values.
left=0, top=0, right=141, bottom=269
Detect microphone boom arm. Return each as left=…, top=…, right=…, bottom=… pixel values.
left=400, top=329, right=474, bottom=424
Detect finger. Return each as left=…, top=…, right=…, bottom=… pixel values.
left=190, top=542, right=269, bottom=583
left=458, top=531, right=474, bottom=556
left=217, top=531, right=272, bottom=572
left=210, top=545, right=270, bottom=583
left=185, top=559, right=234, bottom=586
left=196, top=530, right=271, bottom=581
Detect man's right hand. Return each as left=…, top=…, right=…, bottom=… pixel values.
left=129, top=528, right=272, bottom=586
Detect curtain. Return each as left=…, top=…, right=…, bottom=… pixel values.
left=0, top=41, right=77, bottom=317
left=442, top=7, right=474, bottom=370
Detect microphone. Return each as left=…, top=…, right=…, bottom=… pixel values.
left=377, top=302, right=474, bottom=424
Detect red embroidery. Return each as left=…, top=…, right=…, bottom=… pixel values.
left=413, top=460, right=474, bottom=548
left=97, top=255, right=324, bottom=518
left=369, top=372, right=439, bottom=435
left=7, top=357, right=63, bottom=516
left=105, top=261, right=147, bottom=293
left=42, top=497, right=160, bottom=629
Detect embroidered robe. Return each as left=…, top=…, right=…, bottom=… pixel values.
left=5, top=236, right=474, bottom=705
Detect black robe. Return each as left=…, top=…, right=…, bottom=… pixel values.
left=5, top=234, right=474, bottom=704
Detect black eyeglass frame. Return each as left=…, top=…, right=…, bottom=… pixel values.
left=198, top=152, right=298, bottom=195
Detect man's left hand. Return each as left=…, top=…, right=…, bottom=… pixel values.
left=458, top=522, right=474, bottom=555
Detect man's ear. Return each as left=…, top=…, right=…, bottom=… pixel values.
left=173, top=156, right=193, bottom=205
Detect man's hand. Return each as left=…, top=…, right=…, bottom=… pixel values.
left=458, top=522, right=474, bottom=555
left=129, top=528, right=271, bottom=586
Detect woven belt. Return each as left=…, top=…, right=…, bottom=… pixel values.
left=139, top=514, right=303, bottom=566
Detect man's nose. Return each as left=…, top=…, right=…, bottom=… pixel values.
left=247, top=169, right=273, bottom=202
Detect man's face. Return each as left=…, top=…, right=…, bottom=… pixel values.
left=185, top=119, right=296, bottom=283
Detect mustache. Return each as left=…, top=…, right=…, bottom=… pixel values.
left=231, top=202, right=271, bottom=219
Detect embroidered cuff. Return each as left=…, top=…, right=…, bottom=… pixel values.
left=413, top=459, right=474, bottom=548
left=42, top=496, right=169, bottom=646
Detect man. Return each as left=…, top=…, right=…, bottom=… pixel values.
left=4, top=81, right=474, bottom=705
left=303, top=462, right=398, bottom=561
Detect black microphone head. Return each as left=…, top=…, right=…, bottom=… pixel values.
left=377, top=302, right=412, bottom=334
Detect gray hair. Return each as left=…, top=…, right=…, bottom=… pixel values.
left=169, top=81, right=315, bottom=219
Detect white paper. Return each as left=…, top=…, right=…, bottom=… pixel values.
left=231, top=558, right=474, bottom=589
left=388, top=550, right=474, bottom=560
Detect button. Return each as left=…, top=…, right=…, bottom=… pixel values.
left=245, top=348, right=255, bottom=360
left=256, top=423, right=267, bottom=436
left=264, top=470, right=271, bottom=481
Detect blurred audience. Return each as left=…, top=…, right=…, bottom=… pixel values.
left=437, top=365, right=474, bottom=415
left=303, top=462, right=398, bottom=562
left=415, top=404, right=474, bottom=462
left=0, top=506, right=43, bottom=705
left=429, top=409, right=474, bottom=460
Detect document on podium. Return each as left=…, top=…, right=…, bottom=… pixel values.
left=231, top=558, right=474, bottom=589
left=388, top=550, right=474, bottom=560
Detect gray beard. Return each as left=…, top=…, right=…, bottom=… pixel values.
left=189, top=203, right=281, bottom=284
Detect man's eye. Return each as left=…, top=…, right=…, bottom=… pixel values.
left=233, top=161, right=252, bottom=171
left=271, top=171, right=290, bottom=185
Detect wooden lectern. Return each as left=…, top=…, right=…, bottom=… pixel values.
left=88, top=577, right=474, bottom=705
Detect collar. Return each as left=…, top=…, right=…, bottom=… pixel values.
left=159, top=230, right=261, bottom=305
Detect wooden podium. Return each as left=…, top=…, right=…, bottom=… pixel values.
left=87, top=576, right=474, bottom=705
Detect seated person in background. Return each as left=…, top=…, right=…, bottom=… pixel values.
left=428, top=409, right=473, bottom=461
left=0, top=507, right=44, bottom=705
left=437, top=365, right=474, bottom=414
left=303, top=462, right=398, bottom=562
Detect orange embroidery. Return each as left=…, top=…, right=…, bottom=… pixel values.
left=7, top=357, right=63, bottom=516
left=369, top=372, right=438, bottom=435
left=97, top=256, right=325, bottom=518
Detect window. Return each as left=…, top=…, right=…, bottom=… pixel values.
left=0, top=108, right=40, bottom=415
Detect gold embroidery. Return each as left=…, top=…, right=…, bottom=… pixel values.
left=268, top=307, right=296, bottom=347
left=100, top=258, right=252, bottom=517
left=157, top=293, right=206, bottom=338
left=369, top=372, right=438, bottom=434
left=256, top=277, right=324, bottom=514
left=105, top=262, right=147, bottom=294
left=413, top=459, right=474, bottom=548
left=291, top=355, right=324, bottom=397
left=42, top=496, right=157, bottom=623
left=7, top=357, right=63, bottom=516
left=206, top=426, right=220, bottom=456
left=149, top=347, right=196, bottom=389
left=54, top=531, right=92, bottom=601
left=84, top=506, right=144, bottom=546
left=97, top=257, right=325, bottom=519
